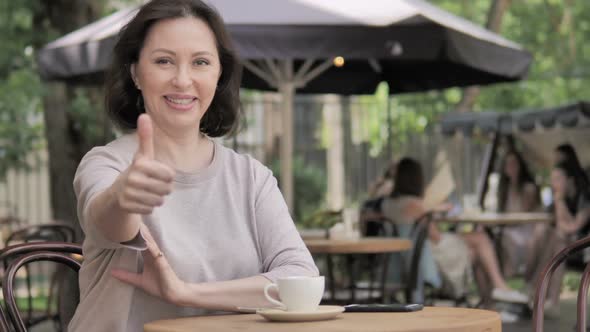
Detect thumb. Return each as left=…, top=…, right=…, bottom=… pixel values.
left=137, top=113, right=154, bottom=159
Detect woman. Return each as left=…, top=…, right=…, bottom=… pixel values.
left=526, top=160, right=590, bottom=308
left=496, top=149, right=540, bottom=276
left=381, top=158, right=528, bottom=303
left=69, top=1, right=318, bottom=331
left=555, top=143, right=590, bottom=193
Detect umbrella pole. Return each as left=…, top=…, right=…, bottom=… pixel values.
left=279, top=79, right=295, bottom=213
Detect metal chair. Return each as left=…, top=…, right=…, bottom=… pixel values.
left=0, top=304, right=11, bottom=332
left=5, top=223, right=76, bottom=246
left=532, top=235, right=590, bottom=332
left=0, top=242, right=82, bottom=332
left=357, top=212, right=433, bottom=304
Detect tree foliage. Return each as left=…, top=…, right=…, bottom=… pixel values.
left=0, top=0, right=45, bottom=178
left=359, top=0, right=590, bottom=155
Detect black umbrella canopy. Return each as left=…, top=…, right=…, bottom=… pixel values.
left=37, top=0, right=532, bottom=94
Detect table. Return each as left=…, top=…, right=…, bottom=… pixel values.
left=303, top=237, right=412, bottom=254
left=144, top=306, right=501, bottom=332
left=303, top=238, right=412, bottom=303
left=442, top=212, right=552, bottom=226
left=441, top=212, right=552, bottom=277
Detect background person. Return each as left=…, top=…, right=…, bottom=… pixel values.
left=496, top=148, right=540, bottom=276
left=526, top=160, right=590, bottom=311
left=381, top=158, right=528, bottom=304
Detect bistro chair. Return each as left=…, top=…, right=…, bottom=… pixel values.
left=357, top=212, right=433, bottom=304
left=532, top=235, right=590, bottom=332
left=5, top=223, right=76, bottom=246
left=0, top=241, right=82, bottom=332
left=0, top=304, right=11, bottom=332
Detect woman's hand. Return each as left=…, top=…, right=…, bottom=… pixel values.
left=111, top=225, right=189, bottom=305
left=112, top=114, right=175, bottom=215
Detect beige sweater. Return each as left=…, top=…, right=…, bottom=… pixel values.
left=69, top=134, right=318, bottom=332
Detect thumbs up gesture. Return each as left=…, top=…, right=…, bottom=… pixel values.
left=114, top=114, right=175, bottom=215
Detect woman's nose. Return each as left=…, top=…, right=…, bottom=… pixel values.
left=172, top=66, right=192, bottom=88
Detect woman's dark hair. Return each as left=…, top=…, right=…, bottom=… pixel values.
left=556, top=143, right=590, bottom=189
left=497, top=149, right=537, bottom=212
left=105, top=0, right=242, bottom=136
left=390, top=157, right=424, bottom=198
left=554, top=159, right=590, bottom=197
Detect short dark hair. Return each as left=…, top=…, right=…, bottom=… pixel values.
left=105, top=0, right=242, bottom=136
left=391, top=157, right=424, bottom=198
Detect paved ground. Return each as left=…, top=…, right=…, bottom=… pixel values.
left=503, top=295, right=580, bottom=332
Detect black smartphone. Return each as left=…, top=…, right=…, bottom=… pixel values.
left=343, top=303, right=424, bottom=313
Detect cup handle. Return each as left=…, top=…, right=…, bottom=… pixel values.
left=264, top=283, right=286, bottom=310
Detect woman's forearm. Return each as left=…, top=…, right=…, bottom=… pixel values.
left=555, top=200, right=587, bottom=235
left=181, top=275, right=276, bottom=311
left=87, top=182, right=142, bottom=243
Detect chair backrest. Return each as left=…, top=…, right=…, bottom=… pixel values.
left=5, top=223, right=76, bottom=246
left=404, top=212, right=434, bottom=302
left=0, top=305, right=11, bottom=332
left=361, top=211, right=433, bottom=303
left=0, top=242, right=82, bottom=332
left=532, top=235, right=590, bottom=332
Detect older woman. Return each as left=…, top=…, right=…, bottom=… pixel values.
left=69, top=1, right=318, bottom=331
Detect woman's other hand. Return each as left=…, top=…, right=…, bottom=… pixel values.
left=112, top=114, right=175, bottom=215
left=111, top=225, right=188, bottom=305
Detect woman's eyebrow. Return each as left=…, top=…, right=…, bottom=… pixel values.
left=150, top=48, right=215, bottom=57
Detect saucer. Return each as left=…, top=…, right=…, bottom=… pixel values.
left=257, top=305, right=344, bottom=322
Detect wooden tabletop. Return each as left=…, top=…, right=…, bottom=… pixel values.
left=144, top=306, right=501, bottom=332
left=303, top=237, right=412, bottom=254
left=442, top=212, right=552, bottom=226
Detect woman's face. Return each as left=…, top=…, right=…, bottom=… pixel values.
left=550, top=168, right=568, bottom=196
left=504, top=154, right=520, bottom=179
left=131, top=17, right=221, bottom=134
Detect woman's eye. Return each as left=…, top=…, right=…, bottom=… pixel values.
left=194, top=59, right=209, bottom=66
left=155, top=58, right=172, bottom=65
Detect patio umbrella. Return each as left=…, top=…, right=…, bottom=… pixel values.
left=37, top=0, right=533, bottom=210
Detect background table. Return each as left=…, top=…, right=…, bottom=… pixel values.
left=442, top=212, right=552, bottom=276
left=304, top=237, right=412, bottom=303
left=304, top=237, right=412, bottom=254
left=442, top=212, right=552, bottom=226
left=144, top=306, right=501, bottom=332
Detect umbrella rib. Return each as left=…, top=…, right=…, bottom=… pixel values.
left=293, top=59, right=315, bottom=84
left=299, top=59, right=334, bottom=87
left=242, top=60, right=278, bottom=88
left=264, top=59, right=284, bottom=82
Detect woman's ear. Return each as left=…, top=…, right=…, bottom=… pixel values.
left=131, top=63, right=140, bottom=90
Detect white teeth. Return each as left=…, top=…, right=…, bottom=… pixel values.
left=166, top=97, right=194, bottom=105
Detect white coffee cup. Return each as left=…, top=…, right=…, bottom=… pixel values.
left=263, top=276, right=324, bottom=312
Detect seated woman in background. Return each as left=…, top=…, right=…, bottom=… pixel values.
left=555, top=143, right=590, bottom=192
left=496, top=148, right=540, bottom=276
left=381, top=157, right=528, bottom=303
left=526, top=160, right=590, bottom=309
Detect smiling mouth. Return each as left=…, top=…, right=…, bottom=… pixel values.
left=164, top=96, right=197, bottom=105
